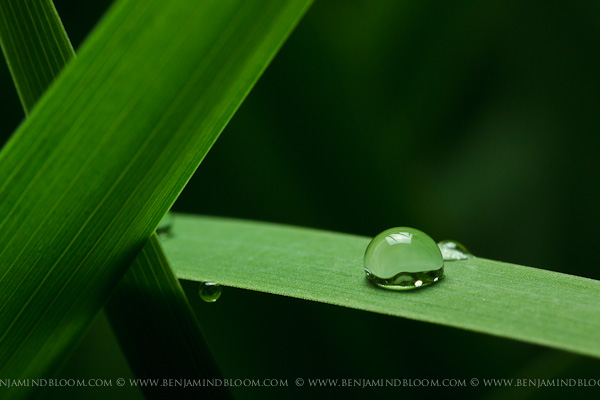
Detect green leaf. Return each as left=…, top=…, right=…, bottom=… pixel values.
left=0, top=0, right=312, bottom=393
left=163, top=214, right=600, bottom=359
left=0, top=0, right=74, bottom=112
left=105, top=236, right=229, bottom=399
left=1, top=1, right=228, bottom=396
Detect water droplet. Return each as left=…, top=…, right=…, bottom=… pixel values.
left=199, top=282, right=221, bottom=303
left=437, top=240, right=472, bottom=261
left=156, top=213, right=173, bottom=238
left=364, top=227, right=444, bottom=290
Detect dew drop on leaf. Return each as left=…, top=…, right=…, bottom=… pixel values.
left=437, top=240, right=472, bottom=261
left=199, top=282, right=221, bottom=303
left=364, top=227, right=444, bottom=290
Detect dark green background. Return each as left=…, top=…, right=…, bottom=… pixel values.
left=2, top=1, right=599, bottom=399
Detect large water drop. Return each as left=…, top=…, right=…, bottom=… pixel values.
left=364, top=227, right=444, bottom=290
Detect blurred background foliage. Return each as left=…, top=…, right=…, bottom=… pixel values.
left=2, top=0, right=599, bottom=399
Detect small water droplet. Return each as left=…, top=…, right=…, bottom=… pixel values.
left=199, top=282, right=221, bottom=303
left=156, top=213, right=173, bottom=238
left=437, top=240, right=472, bottom=261
left=364, top=227, right=444, bottom=290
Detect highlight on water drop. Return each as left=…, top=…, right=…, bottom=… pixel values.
left=437, top=240, right=472, bottom=261
left=199, top=282, right=221, bottom=303
left=364, top=227, right=444, bottom=290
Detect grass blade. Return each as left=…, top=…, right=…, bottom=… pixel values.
left=163, top=214, right=600, bottom=359
left=0, top=0, right=312, bottom=395
left=0, top=1, right=228, bottom=397
left=106, top=236, right=229, bottom=398
left=0, top=0, right=73, bottom=112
